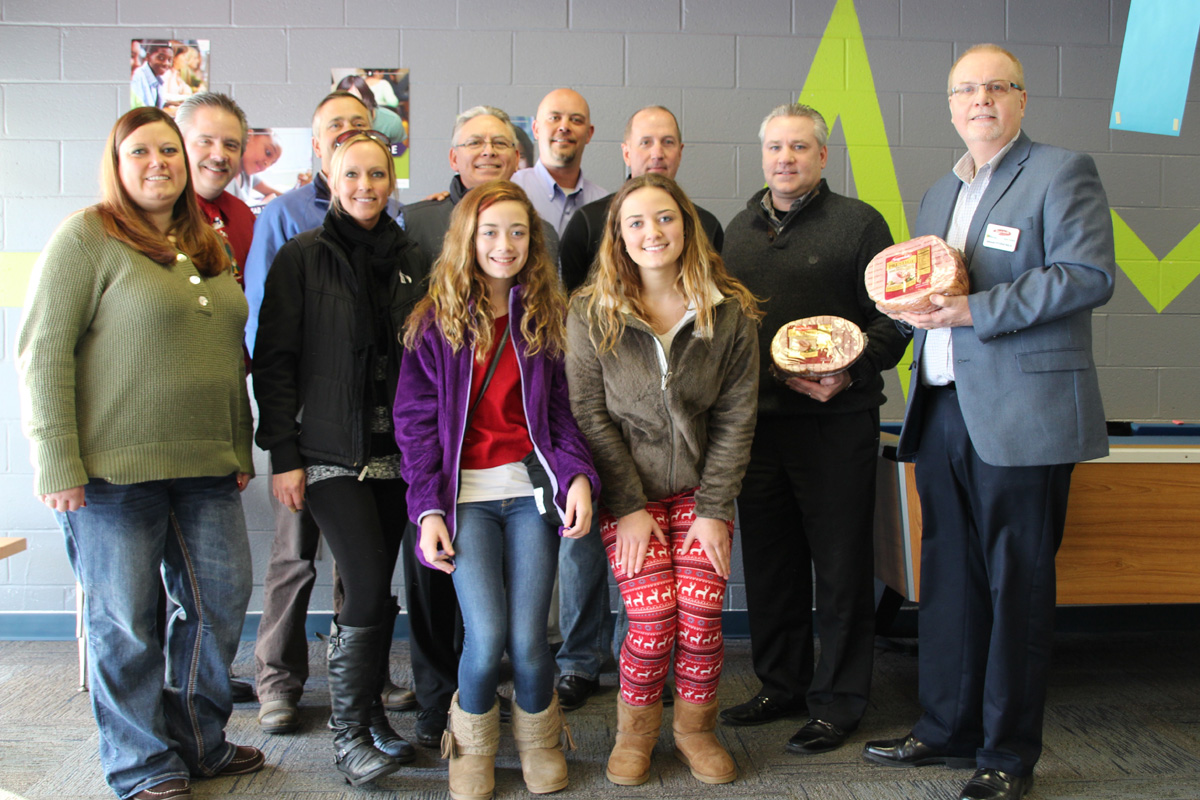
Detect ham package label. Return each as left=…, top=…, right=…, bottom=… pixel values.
left=786, top=323, right=836, bottom=365
left=883, top=246, right=933, bottom=299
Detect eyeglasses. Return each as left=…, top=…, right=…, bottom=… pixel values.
left=333, top=128, right=391, bottom=149
left=454, top=137, right=515, bottom=153
left=949, top=81, right=1024, bottom=100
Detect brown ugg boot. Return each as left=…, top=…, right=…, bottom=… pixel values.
left=606, top=696, right=662, bottom=786
left=442, top=692, right=500, bottom=800
left=512, top=692, right=575, bottom=793
left=672, top=693, right=736, bottom=784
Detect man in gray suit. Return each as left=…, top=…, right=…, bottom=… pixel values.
left=862, top=44, right=1115, bottom=800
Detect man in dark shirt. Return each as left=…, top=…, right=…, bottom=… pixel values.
left=720, top=103, right=908, bottom=756
left=559, top=105, right=723, bottom=293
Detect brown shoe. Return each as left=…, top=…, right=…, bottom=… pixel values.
left=132, top=778, right=191, bottom=799
left=672, top=694, right=736, bottom=784
left=382, top=678, right=417, bottom=712
left=606, top=696, right=662, bottom=786
left=219, top=744, right=266, bottom=775
left=444, top=692, right=500, bottom=800
left=258, top=698, right=300, bottom=735
left=512, top=692, right=573, bottom=793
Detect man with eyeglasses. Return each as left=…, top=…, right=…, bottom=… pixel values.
left=243, top=90, right=412, bottom=737
left=403, top=106, right=557, bottom=278
left=511, top=88, right=607, bottom=236
left=862, top=44, right=1115, bottom=800
left=399, top=105, right=558, bottom=748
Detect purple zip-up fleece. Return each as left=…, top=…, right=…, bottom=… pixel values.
left=394, top=284, right=600, bottom=569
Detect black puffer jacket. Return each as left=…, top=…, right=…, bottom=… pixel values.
left=252, top=214, right=427, bottom=472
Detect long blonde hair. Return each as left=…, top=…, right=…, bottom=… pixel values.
left=576, top=173, right=760, bottom=354
left=403, top=180, right=566, bottom=361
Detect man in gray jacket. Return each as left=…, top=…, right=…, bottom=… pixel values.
left=863, top=45, right=1114, bottom=800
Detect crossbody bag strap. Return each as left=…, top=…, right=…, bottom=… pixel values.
left=463, top=314, right=512, bottom=433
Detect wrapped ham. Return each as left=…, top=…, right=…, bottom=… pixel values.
left=865, top=235, right=969, bottom=314
left=770, top=315, right=866, bottom=379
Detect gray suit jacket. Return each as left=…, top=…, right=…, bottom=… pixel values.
left=896, top=131, right=1116, bottom=467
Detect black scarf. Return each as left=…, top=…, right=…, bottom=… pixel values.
left=321, top=207, right=404, bottom=398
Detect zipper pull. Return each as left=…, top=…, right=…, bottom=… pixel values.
left=358, top=465, right=369, bottom=481
left=662, top=371, right=670, bottom=391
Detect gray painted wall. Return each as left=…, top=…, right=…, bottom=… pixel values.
left=1, top=0, right=1197, bottom=619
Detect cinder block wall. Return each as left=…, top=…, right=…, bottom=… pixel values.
left=1, top=0, right=1197, bottom=621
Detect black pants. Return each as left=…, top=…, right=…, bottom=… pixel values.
left=736, top=410, right=878, bottom=730
left=402, top=522, right=463, bottom=712
left=910, top=386, right=1072, bottom=777
left=304, top=476, right=407, bottom=628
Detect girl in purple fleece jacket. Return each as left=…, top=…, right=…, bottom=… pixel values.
left=395, top=179, right=598, bottom=799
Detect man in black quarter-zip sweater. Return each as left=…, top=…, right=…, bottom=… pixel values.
left=719, top=103, right=909, bottom=756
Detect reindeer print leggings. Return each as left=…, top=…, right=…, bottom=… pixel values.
left=600, top=489, right=731, bottom=707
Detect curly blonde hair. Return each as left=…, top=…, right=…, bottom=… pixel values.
left=575, top=173, right=760, bottom=354
left=403, top=179, right=566, bottom=361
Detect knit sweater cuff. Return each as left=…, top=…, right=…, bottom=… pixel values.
left=235, top=437, right=256, bottom=478
left=33, top=435, right=89, bottom=496
left=693, top=499, right=735, bottom=523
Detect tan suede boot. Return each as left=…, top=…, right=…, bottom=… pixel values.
left=512, top=693, right=574, bottom=793
left=672, top=693, right=736, bottom=784
left=441, top=692, right=500, bottom=800
left=606, top=696, right=662, bottom=786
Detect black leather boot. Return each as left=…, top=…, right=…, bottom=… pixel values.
left=368, top=598, right=415, bottom=764
left=327, top=617, right=400, bottom=787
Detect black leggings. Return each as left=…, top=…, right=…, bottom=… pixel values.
left=304, top=476, right=407, bottom=628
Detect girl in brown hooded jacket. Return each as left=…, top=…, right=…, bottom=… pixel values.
left=565, top=173, right=761, bottom=787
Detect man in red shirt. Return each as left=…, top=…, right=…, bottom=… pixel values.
left=176, top=92, right=256, bottom=286
left=174, top=92, right=259, bottom=702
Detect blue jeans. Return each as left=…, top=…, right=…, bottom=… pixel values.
left=58, top=475, right=252, bottom=799
left=556, top=515, right=614, bottom=680
left=452, top=496, right=559, bottom=715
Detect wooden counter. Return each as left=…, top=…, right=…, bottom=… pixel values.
left=873, top=438, right=1200, bottom=605
left=0, top=537, right=27, bottom=561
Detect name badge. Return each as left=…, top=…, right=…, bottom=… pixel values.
left=983, top=223, right=1020, bottom=252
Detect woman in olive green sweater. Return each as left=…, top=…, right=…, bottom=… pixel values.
left=17, top=107, right=261, bottom=800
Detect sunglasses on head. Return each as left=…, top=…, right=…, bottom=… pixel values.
left=333, top=128, right=391, bottom=150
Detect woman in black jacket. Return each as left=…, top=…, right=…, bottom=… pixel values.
left=253, top=130, right=425, bottom=788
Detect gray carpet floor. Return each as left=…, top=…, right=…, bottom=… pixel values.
left=2, top=631, right=1199, bottom=799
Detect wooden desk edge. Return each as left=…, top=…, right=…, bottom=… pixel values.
left=0, top=537, right=28, bottom=560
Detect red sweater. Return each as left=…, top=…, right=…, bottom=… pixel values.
left=461, top=315, right=533, bottom=469
left=198, top=191, right=256, bottom=287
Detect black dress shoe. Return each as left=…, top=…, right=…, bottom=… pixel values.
left=414, top=706, right=448, bottom=748
left=555, top=675, right=599, bottom=711
left=862, top=733, right=977, bottom=769
left=230, top=677, right=256, bottom=703
left=719, top=694, right=805, bottom=726
left=786, top=718, right=851, bottom=754
left=959, top=768, right=1033, bottom=800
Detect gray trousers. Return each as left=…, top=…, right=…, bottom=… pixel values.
left=253, top=463, right=339, bottom=703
